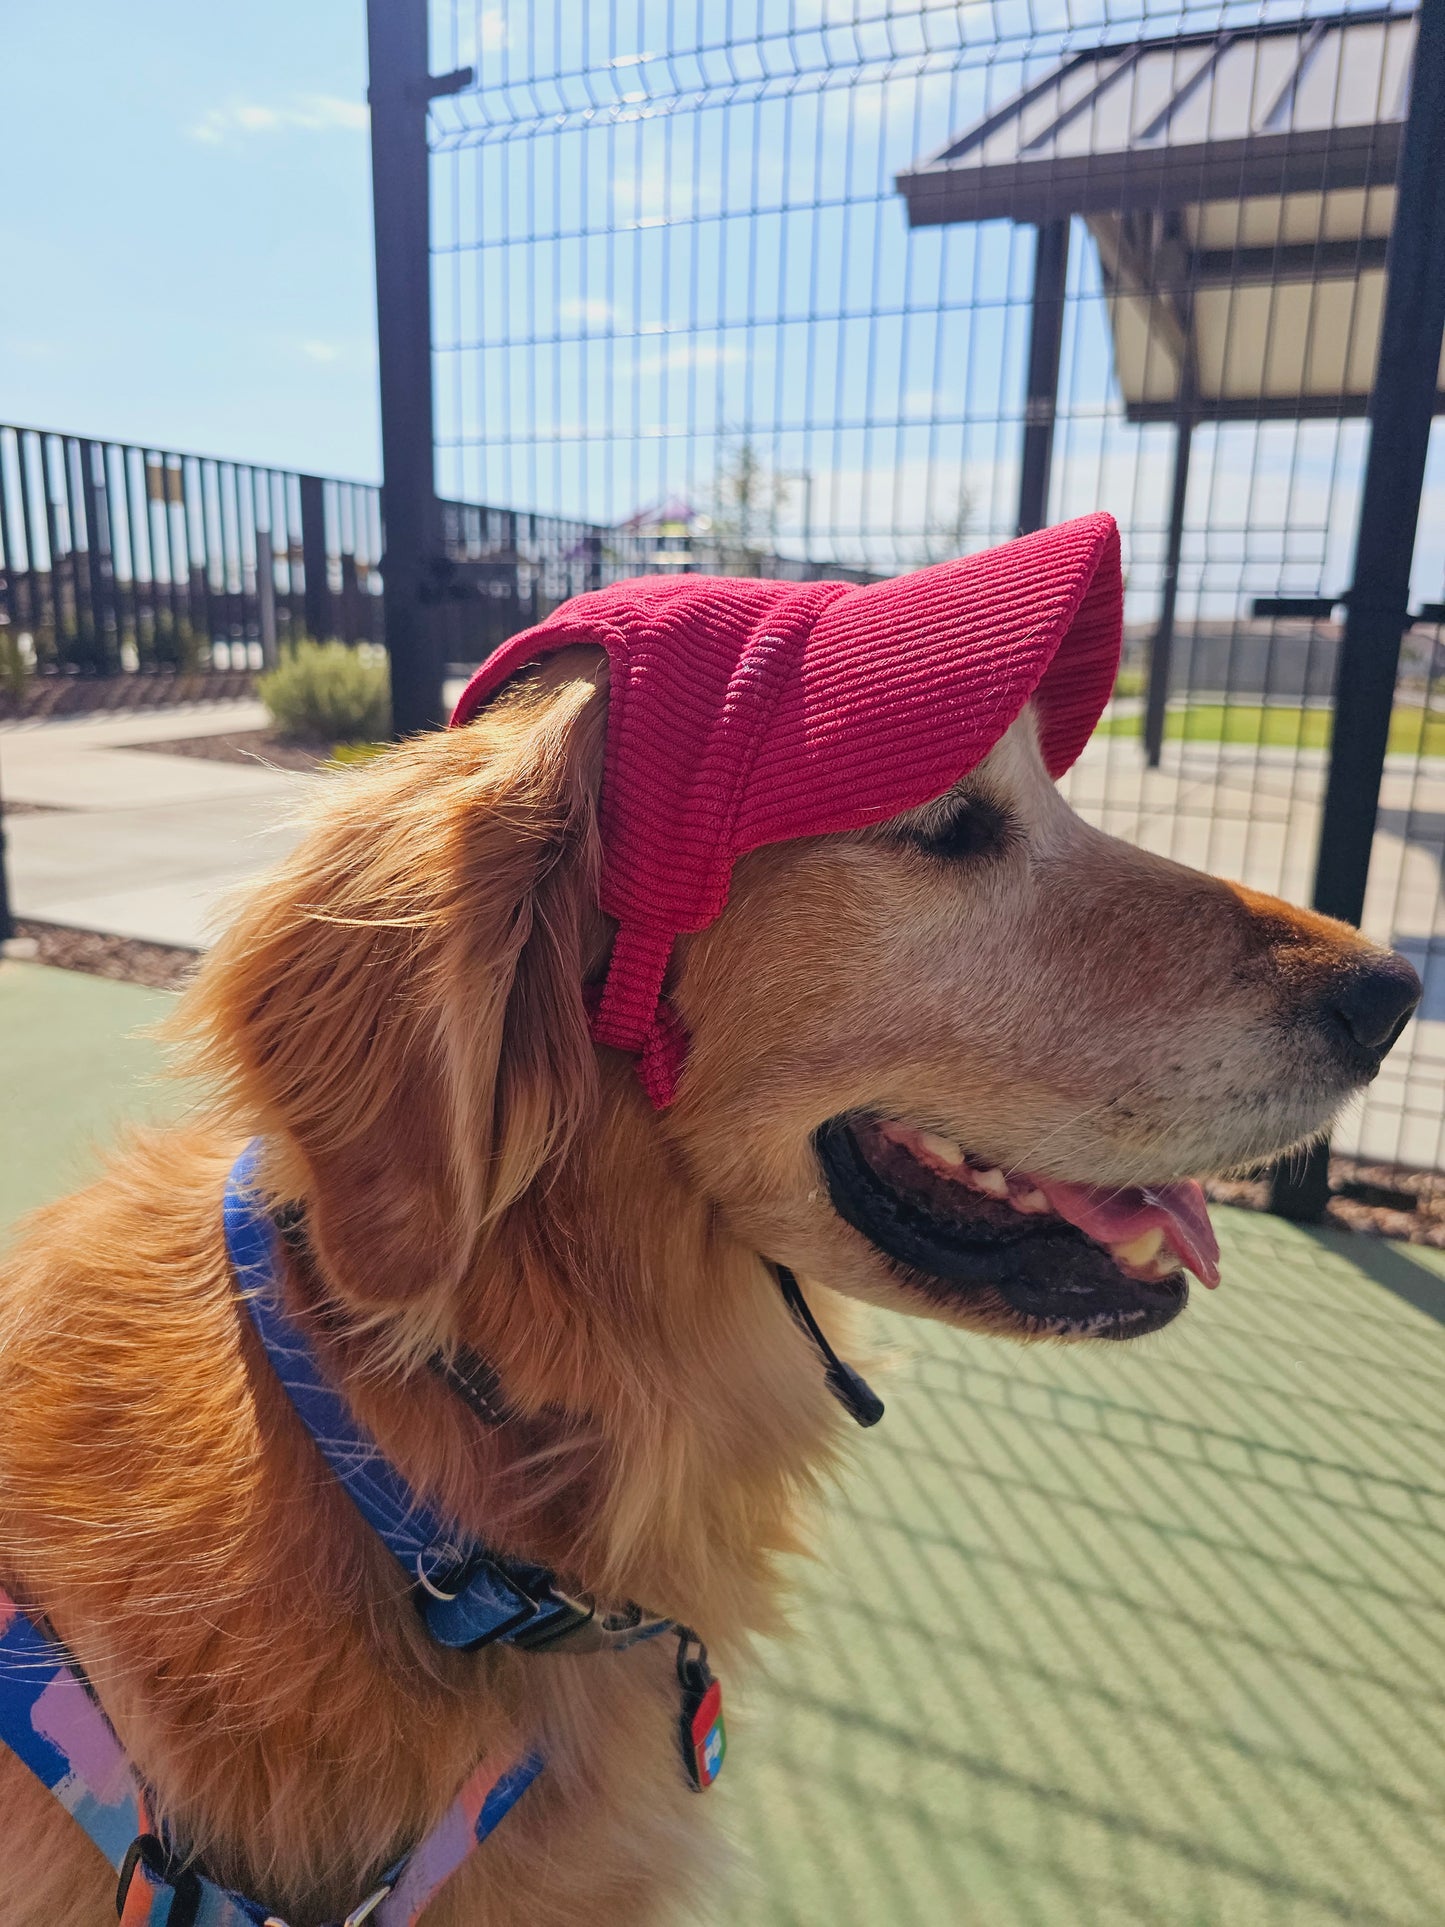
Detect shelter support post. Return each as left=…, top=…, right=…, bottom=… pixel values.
left=1142, top=416, right=1193, bottom=768
left=368, top=0, right=445, bottom=735
left=1017, top=220, right=1070, bottom=537
left=1270, top=0, right=1445, bottom=1221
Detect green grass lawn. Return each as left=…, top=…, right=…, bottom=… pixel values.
left=1100, top=700, right=1445, bottom=756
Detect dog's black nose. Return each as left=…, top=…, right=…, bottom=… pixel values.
left=1325, top=954, right=1421, bottom=1059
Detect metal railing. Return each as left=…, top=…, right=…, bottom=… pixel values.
left=0, top=425, right=862, bottom=694
left=0, top=427, right=384, bottom=680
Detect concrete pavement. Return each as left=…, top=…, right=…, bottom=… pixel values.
left=2, top=702, right=310, bottom=950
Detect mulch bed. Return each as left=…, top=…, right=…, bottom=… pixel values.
left=124, top=729, right=333, bottom=774
left=9, top=918, right=198, bottom=992
left=1208, top=1159, right=1445, bottom=1249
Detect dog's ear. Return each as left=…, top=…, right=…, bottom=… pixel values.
left=177, top=655, right=608, bottom=1309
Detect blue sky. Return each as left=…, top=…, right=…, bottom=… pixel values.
left=0, top=0, right=380, bottom=478
left=1, top=0, right=1438, bottom=616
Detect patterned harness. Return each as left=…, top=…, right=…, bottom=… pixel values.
left=0, top=1143, right=703, bottom=1926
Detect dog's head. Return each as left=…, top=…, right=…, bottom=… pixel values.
left=183, top=639, right=1416, bottom=1361
left=669, top=702, right=1418, bottom=1339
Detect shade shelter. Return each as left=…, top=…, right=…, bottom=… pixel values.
left=896, top=6, right=1432, bottom=763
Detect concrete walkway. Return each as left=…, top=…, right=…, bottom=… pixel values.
left=1, top=702, right=310, bottom=949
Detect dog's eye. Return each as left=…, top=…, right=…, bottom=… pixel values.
left=909, top=794, right=1014, bottom=863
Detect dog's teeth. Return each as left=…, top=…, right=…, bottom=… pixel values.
left=919, top=1132, right=966, bottom=1168
left=974, top=1166, right=1009, bottom=1196
left=1015, top=1188, right=1050, bottom=1213
left=1114, top=1228, right=1165, bottom=1268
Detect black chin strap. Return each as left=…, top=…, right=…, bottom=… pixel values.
left=769, top=1264, right=885, bottom=1428
left=281, top=1201, right=881, bottom=1432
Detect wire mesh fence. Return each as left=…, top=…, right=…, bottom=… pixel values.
left=412, top=0, right=1445, bottom=1208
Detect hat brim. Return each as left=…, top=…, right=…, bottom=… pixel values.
left=728, top=512, right=1121, bottom=856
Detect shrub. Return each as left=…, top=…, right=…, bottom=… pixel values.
left=257, top=640, right=390, bottom=744
left=0, top=628, right=34, bottom=696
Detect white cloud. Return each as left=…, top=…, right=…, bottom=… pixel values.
left=634, top=339, right=744, bottom=375
left=187, top=94, right=368, bottom=144
left=299, top=340, right=342, bottom=364
left=559, top=297, right=617, bottom=327
left=478, top=7, right=508, bottom=54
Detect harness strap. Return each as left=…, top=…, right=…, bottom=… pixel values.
left=1, top=1580, right=541, bottom=1927
left=373, top=1750, right=544, bottom=1927
left=0, top=1140, right=715, bottom=1922
left=226, top=1143, right=593, bottom=1653
left=0, top=1587, right=140, bottom=1870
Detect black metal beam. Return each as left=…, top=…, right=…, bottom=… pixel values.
left=1270, top=0, right=1445, bottom=1223
left=1124, top=392, right=1445, bottom=425
left=1251, top=595, right=1340, bottom=620
left=899, top=124, right=1403, bottom=229
left=1143, top=415, right=1193, bottom=768
left=1190, top=237, right=1391, bottom=286
left=367, top=0, right=445, bottom=735
left=1017, top=220, right=1069, bottom=537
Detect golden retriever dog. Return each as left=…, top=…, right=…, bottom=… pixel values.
left=0, top=604, right=1419, bottom=1923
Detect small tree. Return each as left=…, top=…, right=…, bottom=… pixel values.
left=705, top=440, right=793, bottom=575
left=914, top=490, right=975, bottom=565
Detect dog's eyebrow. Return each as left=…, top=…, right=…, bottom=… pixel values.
left=892, top=776, right=986, bottom=837
left=883, top=779, right=1019, bottom=864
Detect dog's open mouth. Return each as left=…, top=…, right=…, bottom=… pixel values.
left=814, top=1117, right=1220, bottom=1339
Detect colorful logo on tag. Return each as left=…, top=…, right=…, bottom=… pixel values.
left=688, top=1678, right=726, bottom=1788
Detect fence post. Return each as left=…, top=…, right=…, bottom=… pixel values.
left=1143, top=414, right=1193, bottom=768
left=1017, top=219, right=1070, bottom=537
left=255, top=516, right=278, bottom=668
left=78, top=440, right=116, bottom=674
left=367, top=0, right=456, bottom=735
left=1270, top=0, right=1445, bottom=1221
left=298, top=474, right=330, bottom=643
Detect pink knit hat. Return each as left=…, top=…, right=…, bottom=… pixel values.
left=452, top=512, right=1123, bottom=1106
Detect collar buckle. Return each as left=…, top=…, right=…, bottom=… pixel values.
left=343, top=1885, right=394, bottom=1927
left=508, top=1587, right=598, bottom=1651
left=116, top=1834, right=201, bottom=1927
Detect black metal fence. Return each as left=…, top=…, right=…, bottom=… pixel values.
left=0, top=425, right=865, bottom=696
left=0, top=427, right=386, bottom=681
left=360, top=0, right=1445, bottom=1212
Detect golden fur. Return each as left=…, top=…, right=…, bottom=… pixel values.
left=0, top=651, right=1398, bottom=1922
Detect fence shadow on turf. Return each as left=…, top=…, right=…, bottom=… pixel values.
left=731, top=1209, right=1445, bottom=1926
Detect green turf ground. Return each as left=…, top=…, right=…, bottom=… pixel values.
left=1098, top=702, right=1445, bottom=756
left=5, top=960, right=1444, bottom=1926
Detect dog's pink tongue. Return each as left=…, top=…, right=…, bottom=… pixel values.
left=1038, top=1178, right=1221, bottom=1288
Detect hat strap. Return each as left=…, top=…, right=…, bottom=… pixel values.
left=591, top=924, right=689, bottom=1107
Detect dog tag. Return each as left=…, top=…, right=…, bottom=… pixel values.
left=677, top=1636, right=726, bottom=1789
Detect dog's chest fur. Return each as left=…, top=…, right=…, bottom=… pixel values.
left=0, top=1128, right=842, bottom=1926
